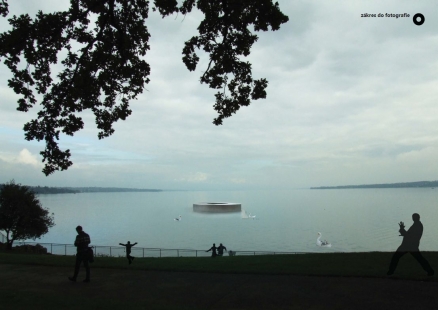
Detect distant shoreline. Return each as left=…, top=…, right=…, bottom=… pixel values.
left=0, top=185, right=162, bottom=195
left=311, top=180, right=438, bottom=189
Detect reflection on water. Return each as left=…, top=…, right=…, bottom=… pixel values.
left=30, top=188, right=438, bottom=253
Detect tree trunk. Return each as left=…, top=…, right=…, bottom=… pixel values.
left=6, top=238, right=13, bottom=250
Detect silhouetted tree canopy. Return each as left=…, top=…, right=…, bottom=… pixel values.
left=0, top=180, right=55, bottom=250
left=0, top=0, right=288, bottom=175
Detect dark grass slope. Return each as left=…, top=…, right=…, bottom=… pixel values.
left=1, top=251, right=437, bottom=281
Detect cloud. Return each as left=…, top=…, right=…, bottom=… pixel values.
left=395, top=146, right=438, bottom=163
left=16, top=149, right=42, bottom=167
left=0, top=148, right=42, bottom=171
left=1, top=1, right=438, bottom=189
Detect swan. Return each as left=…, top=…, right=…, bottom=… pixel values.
left=174, top=215, right=182, bottom=221
left=317, top=232, right=331, bottom=247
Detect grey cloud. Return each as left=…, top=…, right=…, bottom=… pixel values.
left=1, top=0, right=438, bottom=189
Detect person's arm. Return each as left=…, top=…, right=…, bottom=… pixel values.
left=206, top=248, right=211, bottom=252
left=119, top=243, right=126, bottom=246
left=133, top=243, right=138, bottom=246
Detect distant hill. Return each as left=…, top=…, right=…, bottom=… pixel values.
left=0, top=185, right=162, bottom=194
left=0, top=185, right=78, bottom=194
left=311, top=180, right=438, bottom=189
left=66, top=187, right=162, bottom=193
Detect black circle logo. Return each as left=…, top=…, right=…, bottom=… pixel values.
left=413, top=13, right=425, bottom=26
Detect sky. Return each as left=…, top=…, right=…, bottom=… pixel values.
left=0, top=0, right=437, bottom=190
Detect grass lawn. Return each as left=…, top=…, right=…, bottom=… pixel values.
left=1, top=250, right=437, bottom=281
left=2, top=251, right=438, bottom=309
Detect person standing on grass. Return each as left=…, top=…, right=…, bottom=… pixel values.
left=119, top=241, right=137, bottom=264
left=206, top=243, right=217, bottom=257
left=387, top=213, right=434, bottom=276
left=69, top=225, right=91, bottom=283
left=217, top=243, right=227, bottom=256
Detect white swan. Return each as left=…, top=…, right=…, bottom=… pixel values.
left=317, top=232, right=331, bottom=247
left=174, top=215, right=182, bottom=221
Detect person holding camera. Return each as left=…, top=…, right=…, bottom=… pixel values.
left=387, top=213, right=434, bottom=276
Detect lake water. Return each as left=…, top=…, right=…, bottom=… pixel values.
left=27, top=188, right=438, bottom=254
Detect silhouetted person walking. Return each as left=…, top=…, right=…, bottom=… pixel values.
left=119, top=241, right=137, bottom=264
left=217, top=243, right=227, bottom=256
left=387, top=213, right=434, bottom=276
left=69, top=225, right=91, bottom=283
left=206, top=243, right=217, bottom=257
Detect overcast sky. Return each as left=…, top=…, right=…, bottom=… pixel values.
left=0, top=0, right=437, bottom=190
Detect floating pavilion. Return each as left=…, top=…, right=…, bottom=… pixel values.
left=193, top=202, right=241, bottom=213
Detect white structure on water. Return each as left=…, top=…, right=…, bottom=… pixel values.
left=193, top=202, right=241, bottom=213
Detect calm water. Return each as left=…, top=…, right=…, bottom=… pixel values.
left=28, top=188, right=438, bottom=253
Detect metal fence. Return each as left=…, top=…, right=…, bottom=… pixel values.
left=11, top=241, right=306, bottom=257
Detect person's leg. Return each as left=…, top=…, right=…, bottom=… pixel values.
left=69, top=254, right=82, bottom=281
left=83, top=259, right=90, bottom=282
left=410, top=251, right=434, bottom=275
left=387, top=251, right=406, bottom=275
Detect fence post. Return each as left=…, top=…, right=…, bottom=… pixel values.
left=196, top=250, right=197, bottom=257
left=110, top=246, right=112, bottom=257
left=50, top=243, right=52, bottom=254
left=143, top=248, right=144, bottom=258
left=65, top=244, right=66, bottom=256
left=177, top=249, right=179, bottom=257
left=160, top=249, right=161, bottom=258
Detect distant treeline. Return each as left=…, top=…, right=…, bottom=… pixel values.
left=70, top=187, right=162, bottom=193
left=0, top=185, right=162, bottom=194
left=0, top=185, right=78, bottom=194
left=311, top=180, right=438, bottom=189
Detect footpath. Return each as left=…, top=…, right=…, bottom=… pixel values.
left=1, top=264, right=438, bottom=309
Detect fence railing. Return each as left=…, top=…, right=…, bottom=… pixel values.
left=11, top=241, right=306, bottom=257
